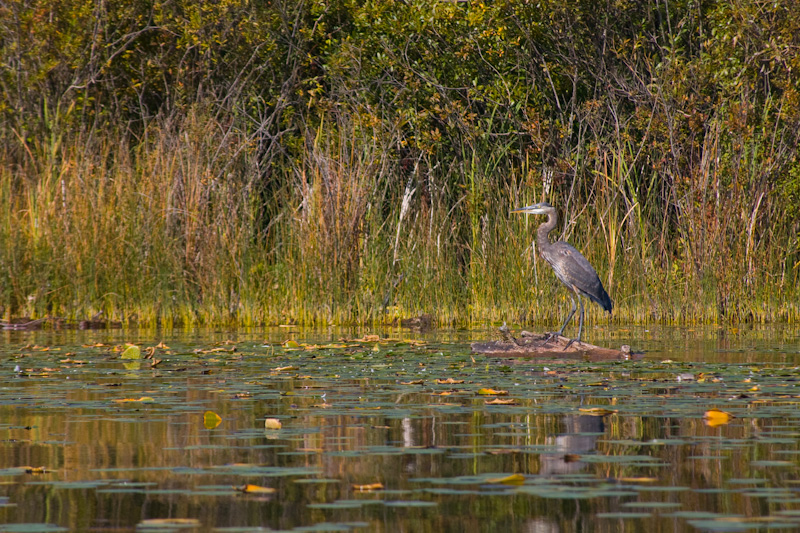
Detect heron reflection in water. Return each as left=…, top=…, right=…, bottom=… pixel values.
left=512, top=202, right=612, bottom=344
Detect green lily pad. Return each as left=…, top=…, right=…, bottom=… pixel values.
left=0, top=525, right=68, bottom=533
left=596, top=512, right=652, bottom=519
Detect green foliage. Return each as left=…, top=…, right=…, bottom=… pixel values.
left=0, top=0, right=799, bottom=325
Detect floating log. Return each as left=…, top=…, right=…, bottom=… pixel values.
left=471, top=328, right=638, bottom=362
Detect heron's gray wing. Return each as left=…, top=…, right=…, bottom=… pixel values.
left=546, top=241, right=612, bottom=312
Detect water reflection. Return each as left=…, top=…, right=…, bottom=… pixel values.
left=0, top=326, right=799, bottom=532
left=540, top=415, right=604, bottom=477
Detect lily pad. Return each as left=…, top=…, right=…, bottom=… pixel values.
left=0, top=525, right=68, bottom=533
left=596, top=512, right=652, bottom=519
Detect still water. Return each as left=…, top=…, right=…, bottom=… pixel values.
left=1, top=325, right=799, bottom=532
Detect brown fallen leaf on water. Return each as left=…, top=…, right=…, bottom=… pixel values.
left=486, top=474, right=525, bottom=485
left=436, top=378, right=464, bottom=384
left=400, top=380, right=425, bottom=385
left=301, top=344, right=322, bottom=351
left=195, top=347, right=236, bottom=354
left=704, top=408, right=733, bottom=427
left=404, top=339, right=428, bottom=346
left=112, top=396, right=155, bottom=403
left=618, top=477, right=659, bottom=483
left=24, top=466, right=48, bottom=474
left=478, top=388, right=508, bottom=396
left=578, top=407, right=617, bottom=416
left=273, top=366, right=298, bottom=372
left=234, top=484, right=276, bottom=494
left=353, top=482, right=384, bottom=491
left=264, top=418, right=282, bottom=429
left=138, top=519, right=202, bottom=528
left=485, top=398, right=517, bottom=405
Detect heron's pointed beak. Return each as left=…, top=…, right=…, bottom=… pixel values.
left=511, top=204, right=540, bottom=214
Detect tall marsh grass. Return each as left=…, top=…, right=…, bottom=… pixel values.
left=2, top=0, right=799, bottom=327
left=2, top=104, right=798, bottom=327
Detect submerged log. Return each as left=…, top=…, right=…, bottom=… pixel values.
left=0, top=313, right=121, bottom=330
left=471, top=328, right=638, bottom=362
left=0, top=317, right=47, bottom=330
left=391, top=313, right=434, bottom=331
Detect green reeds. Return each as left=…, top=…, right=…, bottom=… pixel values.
left=2, top=0, right=800, bottom=328
left=2, top=101, right=800, bottom=327
left=1, top=103, right=799, bottom=327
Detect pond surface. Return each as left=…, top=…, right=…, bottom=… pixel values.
left=1, top=325, right=800, bottom=532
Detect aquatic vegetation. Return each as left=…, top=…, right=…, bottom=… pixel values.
left=1, top=1, right=799, bottom=326
left=0, top=327, right=799, bottom=531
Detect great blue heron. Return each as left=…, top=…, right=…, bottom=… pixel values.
left=512, top=202, right=612, bottom=343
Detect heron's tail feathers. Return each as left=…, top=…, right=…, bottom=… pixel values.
left=589, top=287, right=613, bottom=314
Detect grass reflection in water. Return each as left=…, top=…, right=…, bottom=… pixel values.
left=0, top=326, right=799, bottom=532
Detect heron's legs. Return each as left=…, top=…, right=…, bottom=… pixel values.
left=557, top=294, right=577, bottom=337
left=543, top=295, right=575, bottom=345
left=563, top=292, right=584, bottom=350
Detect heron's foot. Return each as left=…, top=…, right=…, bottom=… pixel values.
left=562, top=337, right=581, bottom=351
left=542, top=331, right=560, bottom=345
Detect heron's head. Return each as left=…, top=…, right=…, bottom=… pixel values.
left=510, top=202, right=554, bottom=215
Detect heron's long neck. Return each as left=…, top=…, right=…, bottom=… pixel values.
left=536, top=212, right=558, bottom=250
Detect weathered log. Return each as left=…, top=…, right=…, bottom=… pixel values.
left=471, top=330, right=638, bottom=362
left=1, top=317, right=47, bottom=330
left=0, top=314, right=121, bottom=330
